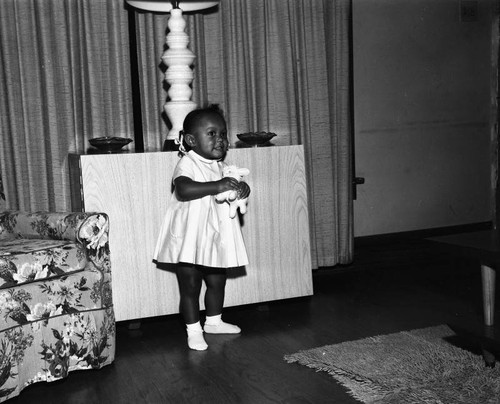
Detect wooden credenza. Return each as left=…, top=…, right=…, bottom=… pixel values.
left=69, top=145, right=313, bottom=322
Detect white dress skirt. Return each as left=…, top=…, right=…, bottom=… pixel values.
left=153, top=150, right=249, bottom=269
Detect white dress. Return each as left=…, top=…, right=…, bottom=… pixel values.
left=153, top=150, right=249, bottom=268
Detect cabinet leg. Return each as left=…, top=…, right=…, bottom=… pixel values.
left=481, top=264, right=496, bottom=327
left=127, top=320, right=142, bottom=337
left=128, top=320, right=142, bottom=330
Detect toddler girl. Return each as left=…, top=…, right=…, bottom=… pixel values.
left=154, top=105, right=250, bottom=350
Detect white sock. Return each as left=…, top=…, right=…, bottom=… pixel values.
left=204, top=314, right=241, bottom=334
left=186, top=322, right=208, bottom=351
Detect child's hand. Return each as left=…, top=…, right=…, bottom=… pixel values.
left=217, top=177, right=240, bottom=193
left=237, top=182, right=251, bottom=199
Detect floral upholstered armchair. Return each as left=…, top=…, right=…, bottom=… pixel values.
left=0, top=211, right=115, bottom=402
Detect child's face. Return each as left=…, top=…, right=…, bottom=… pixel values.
left=187, top=112, right=228, bottom=160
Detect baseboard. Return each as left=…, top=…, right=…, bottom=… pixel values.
left=354, top=221, right=493, bottom=246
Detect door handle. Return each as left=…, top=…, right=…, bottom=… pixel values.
left=352, top=177, right=365, bottom=200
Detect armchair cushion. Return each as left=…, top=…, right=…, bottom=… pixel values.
left=0, top=239, right=86, bottom=288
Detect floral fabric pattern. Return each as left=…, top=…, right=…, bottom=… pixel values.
left=0, top=211, right=115, bottom=402
left=0, top=239, right=86, bottom=288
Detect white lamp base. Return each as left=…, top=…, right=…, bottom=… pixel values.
left=126, top=1, right=219, bottom=142
left=161, top=8, right=197, bottom=140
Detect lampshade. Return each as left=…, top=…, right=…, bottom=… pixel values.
left=126, top=1, right=219, bottom=13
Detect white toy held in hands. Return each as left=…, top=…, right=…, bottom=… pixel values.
left=215, top=165, right=250, bottom=218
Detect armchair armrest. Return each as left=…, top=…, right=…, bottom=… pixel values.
left=78, top=213, right=111, bottom=277
left=0, top=211, right=107, bottom=242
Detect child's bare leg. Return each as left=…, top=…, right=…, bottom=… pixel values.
left=177, top=264, right=203, bottom=322
left=176, top=264, right=207, bottom=350
left=203, top=270, right=241, bottom=334
left=203, top=270, right=227, bottom=316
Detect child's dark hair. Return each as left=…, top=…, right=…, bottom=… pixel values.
left=179, top=104, right=225, bottom=153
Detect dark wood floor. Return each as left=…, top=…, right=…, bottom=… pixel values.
left=9, top=227, right=500, bottom=403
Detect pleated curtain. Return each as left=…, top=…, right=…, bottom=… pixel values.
left=0, top=0, right=352, bottom=268
left=0, top=0, right=134, bottom=211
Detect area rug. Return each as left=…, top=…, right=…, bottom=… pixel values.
left=284, top=325, right=500, bottom=403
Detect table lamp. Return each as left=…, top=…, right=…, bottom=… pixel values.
left=126, top=0, right=219, bottom=147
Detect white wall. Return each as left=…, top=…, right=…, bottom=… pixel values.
left=353, top=0, right=495, bottom=236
